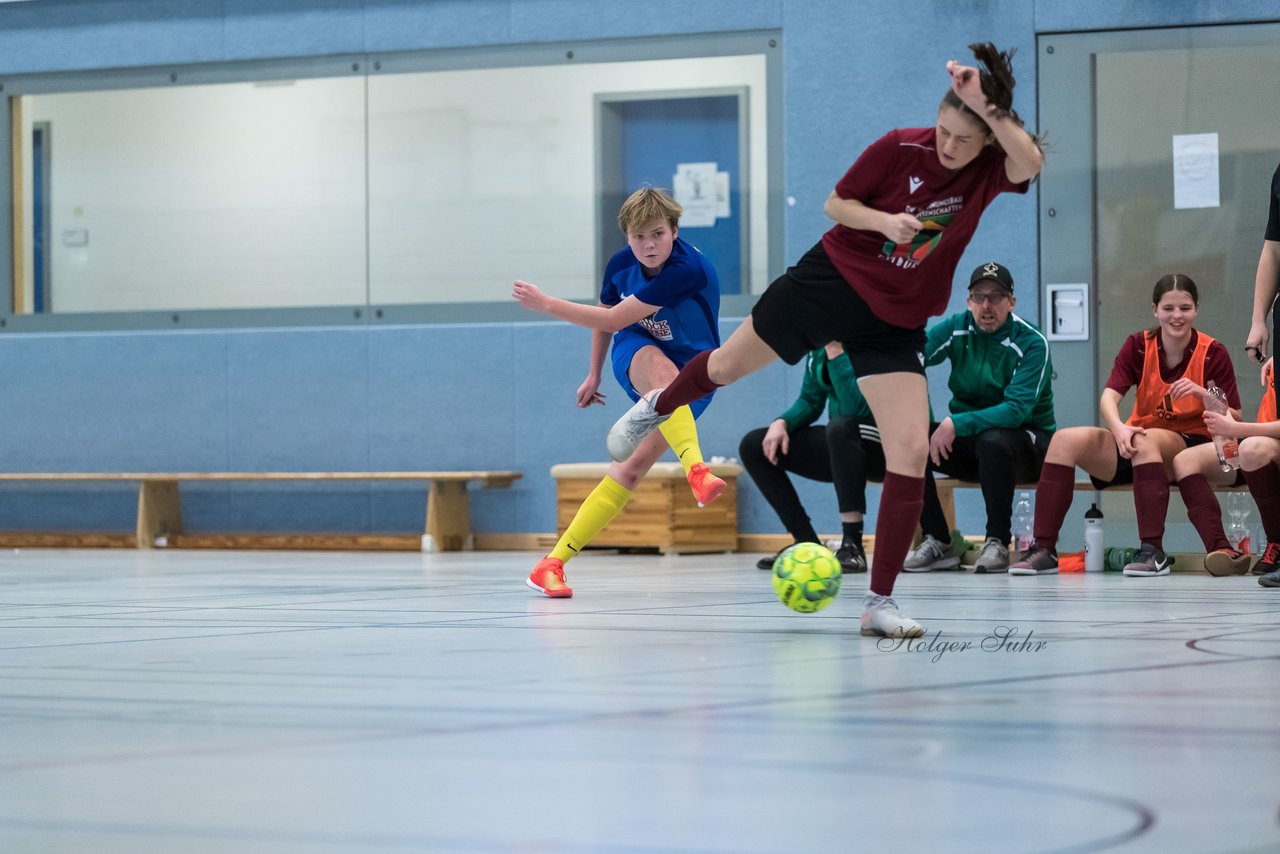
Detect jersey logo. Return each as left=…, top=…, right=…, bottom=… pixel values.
left=1152, top=391, right=1178, bottom=422
left=908, top=175, right=924, bottom=194
left=881, top=213, right=951, bottom=267
left=640, top=315, right=674, bottom=341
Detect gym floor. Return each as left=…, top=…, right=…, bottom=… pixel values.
left=1, top=548, right=1277, bottom=853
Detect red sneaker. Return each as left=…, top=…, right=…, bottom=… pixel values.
left=526, top=556, right=573, bottom=598
left=687, top=462, right=726, bottom=507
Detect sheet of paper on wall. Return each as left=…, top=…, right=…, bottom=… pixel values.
left=1172, top=133, right=1220, bottom=210
left=673, top=162, right=718, bottom=227
left=714, top=171, right=730, bottom=218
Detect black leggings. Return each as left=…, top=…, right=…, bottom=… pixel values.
left=918, top=425, right=1052, bottom=543
left=738, top=416, right=886, bottom=543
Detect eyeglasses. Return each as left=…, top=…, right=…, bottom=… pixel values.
left=968, top=292, right=1009, bottom=306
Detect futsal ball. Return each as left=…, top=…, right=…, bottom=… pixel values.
left=772, top=543, right=842, bottom=613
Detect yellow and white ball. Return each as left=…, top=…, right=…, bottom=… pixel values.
left=772, top=543, right=842, bottom=613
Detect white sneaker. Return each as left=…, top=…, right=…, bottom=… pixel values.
left=903, top=534, right=959, bottom=572
left=606, top=390, right=670, bottom=462
left=973, top=536, right=1009, bottom=573
left=860, top=594, right=924, bottom=638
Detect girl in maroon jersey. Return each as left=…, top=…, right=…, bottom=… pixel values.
left=605, top=43, right=1043, bottom=638
left=1010, top=275, right=1240, bottom=577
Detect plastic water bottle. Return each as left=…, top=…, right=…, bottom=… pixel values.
left=1084, top=503, right=1104, bottom=573
left=1013, top=491, right=1034, bottom=554
left=1227, top=492, right=1252, bottom=554
left=1205, top=381, right=1241, bottom=472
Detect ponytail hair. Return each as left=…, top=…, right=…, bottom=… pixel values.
left=941, top=42, right=1043, bottom=150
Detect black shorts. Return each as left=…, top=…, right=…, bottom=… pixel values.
left=750, top=242, right=926, bottom=378
left=1089, top=433, right=1212, bottom=489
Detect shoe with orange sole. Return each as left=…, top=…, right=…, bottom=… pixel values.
left=687, top=462, right=726, bottom=508
left=526, top=556, right=573, bottom=598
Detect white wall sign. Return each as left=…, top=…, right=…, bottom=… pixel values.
left=673, top=162, right=718, bottom=227
left=1172, top=132, right=1220, bottom=210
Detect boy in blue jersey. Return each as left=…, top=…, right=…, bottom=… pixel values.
left=512, top=187, right=724, bottom=597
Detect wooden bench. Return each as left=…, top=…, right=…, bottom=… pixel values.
left=551, top=462, right=741, bottom=554
left=0, top=471, right=521, bottom=552
left=932, top=475, right=1250, bottom=533
left=927, top=476, right=1259, bottom=573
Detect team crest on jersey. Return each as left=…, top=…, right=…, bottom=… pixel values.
left=640, top=315, right=673, bottom=341
left=881, top=213, right=952, bottom=268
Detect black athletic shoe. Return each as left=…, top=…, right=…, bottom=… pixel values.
left=756, top=549, right=783, bottom=571
left=835, top=542, right=868, bottom=574
left=1252, top=542, right=1280, bottom=577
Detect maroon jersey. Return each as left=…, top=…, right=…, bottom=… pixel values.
left=821, top=127, right=1029, bottom=329
left=1105, top=329, right=1240, bottom=409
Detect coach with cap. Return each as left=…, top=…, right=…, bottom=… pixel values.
left=902, top=261, right=1057, bottom=573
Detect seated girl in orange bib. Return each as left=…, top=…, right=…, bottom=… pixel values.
left=1009, top=274, right=1240, bottom=577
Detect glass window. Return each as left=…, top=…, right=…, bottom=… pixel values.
left=7, top=36, right=776, bottom=326
left=17, top=78, right=367, bottom=313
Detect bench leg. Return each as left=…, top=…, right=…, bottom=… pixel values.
left=137, top=480, right=183, bottom=549
left=425, top=481, right=472, bottom=552
left=937, top=482, right=957, bottom=534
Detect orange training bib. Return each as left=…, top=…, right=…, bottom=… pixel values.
left=1127, top=329, right=1214, bottom=436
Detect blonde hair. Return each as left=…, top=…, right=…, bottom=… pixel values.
left=617, top=186, right=682, bottom=235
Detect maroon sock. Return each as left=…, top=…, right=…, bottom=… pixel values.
left=870, top=471, right=924, bottom=596
left=1032, top=462, right=1075, bottom=551
left=655, top=350, right=721, bottom=416
left=1243, top=462, right=1280, bottom=542
left=1176, top=474, right=1230, bottom=551
left=1133, top=462, right=1170, bottom=550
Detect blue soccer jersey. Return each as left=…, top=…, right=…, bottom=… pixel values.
left=601, top=237, right=721, bottom=414
left=600, top=237, right=721, bottom=364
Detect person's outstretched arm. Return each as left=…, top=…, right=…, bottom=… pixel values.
left=513, top=280, right=656, bottom=334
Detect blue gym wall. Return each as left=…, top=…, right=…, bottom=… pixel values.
left=0, top=0, right=1276, bottom=540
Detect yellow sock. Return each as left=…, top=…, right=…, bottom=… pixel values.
left=549, top=476, right=634, bottom=563
left=657, top=405, right=705, bottom=476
